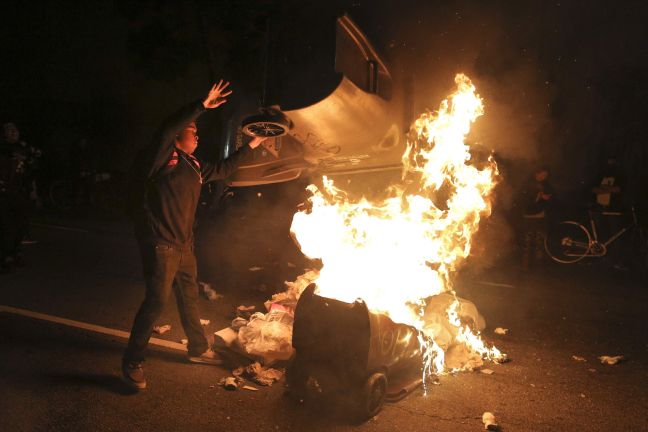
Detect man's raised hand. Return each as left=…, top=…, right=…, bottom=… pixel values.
left=203, top=80, right=233, bottom=109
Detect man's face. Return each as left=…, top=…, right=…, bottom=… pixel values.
left=2, top=123, right=20, bottom=144
left=176, top=122, right=199, bottom=154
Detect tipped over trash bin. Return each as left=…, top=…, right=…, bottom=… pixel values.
left=287, top=284, right=422, bottom=420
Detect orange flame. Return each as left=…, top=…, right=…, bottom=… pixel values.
left=290, top=74, right=504, bottom=380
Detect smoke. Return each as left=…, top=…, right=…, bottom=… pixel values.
left=351, top=1, right=562, bottom=269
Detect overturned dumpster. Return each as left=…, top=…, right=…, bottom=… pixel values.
left=287, top=284, right=422, bottom=419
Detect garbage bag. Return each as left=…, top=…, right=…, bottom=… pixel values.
left=237, top=306, right=295, bottom=365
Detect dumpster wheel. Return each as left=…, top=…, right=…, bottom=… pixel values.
left=357, top=372, right=388, bottom=420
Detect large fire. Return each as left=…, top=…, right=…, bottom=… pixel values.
left=289, top=74, right=503, bottom=382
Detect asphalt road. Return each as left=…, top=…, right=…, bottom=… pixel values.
left=1, top=192, right=647, bottom=431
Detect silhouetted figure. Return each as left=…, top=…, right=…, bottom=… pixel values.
left=520, top=166, right=555, bottom=270
left=122, top=81, right=265, bottom=390
left=0, top=122, right=40, bottom=272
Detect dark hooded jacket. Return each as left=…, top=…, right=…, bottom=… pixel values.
left=131, top=100, right=251, bottom=247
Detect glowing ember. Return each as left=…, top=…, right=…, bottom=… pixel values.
left=290, top=74, right=504, bottom=384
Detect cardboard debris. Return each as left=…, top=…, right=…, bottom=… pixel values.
left=494, top=327, right=508, bottom=335
left=200, top=319, right=210, bottom=326
left=598, top=355, right=624, bottom=365
left=153, top=324, right=171, bottom=335
left=480, top=368, right=494, bottom=375
left=200, top=282, right=223, bottom=301
left=572, top=355, right=587, bottom=362
left=214, top=327, right=238, bottom=348
left=482, top=412, right=499, bottom=430
left=248, top=266, right=264, bottom=272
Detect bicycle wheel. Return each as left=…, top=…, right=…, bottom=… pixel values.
left=545, top=221, right=591, bottom=264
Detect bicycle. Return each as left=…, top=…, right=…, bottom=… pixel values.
left=544, top=206, right=647, bottom=265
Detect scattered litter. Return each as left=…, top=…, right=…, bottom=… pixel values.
left=200, top=282, right=223, bottom=301
left=248, top=266, right=264, bottom=272
left=231, top=317, right=248, bottom=330
left=579, top=393, right=586, bottom=398
left=238, top=362, right=285, bottom=386
left=598, top=355, right=625, bottom=365
left=494, top=327, right=508, bottom=335
left=242, top=385, right=259, bottom=391
left=482, top=412, right=499, bottom=430
left=180, top=338, right=188, bottom=345
left=218, top=376, right=243, bottom=390
left=572, top=355, right=587, bottom=362
left=530, top=383, right=536, bottom=388
left=236, top=305, right=256, bottom=319
left=153, top=324, right=171, bottom=335
left=257, top=193, right=262, bottom=198
left=480, top=368, right=494, bottom=375
left=200, top=319, right=210, bottom=326
left=494, top=354, right=511, bottom=364
left=287, top=262, right=296, bottom=268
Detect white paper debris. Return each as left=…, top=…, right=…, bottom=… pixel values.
left=153, top=324, right=171, bottom=335
left=494, top=327, right=508, bottom=335
left=248, top=266, right=264, bottom=272
left=200, top=282, right=223, bottom=301
left=480, top=368, right=494, bottom=375
left=180, top=338, right=188, bottom=345
left=482, top=412, right=499, bottom=430
left=242, top=385, right=259, bottom=391
left=572, top=355, right=587, bottom=362
left=579, top=393, right=586, bottom=398
left=598, top=355, right=624, bottom=365
left=200, top=319, right=210, bottom=326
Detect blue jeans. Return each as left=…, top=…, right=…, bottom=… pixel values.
left=124, top=242, right=208, bottom=363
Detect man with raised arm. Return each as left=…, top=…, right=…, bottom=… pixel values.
left=123, top=81, right=264, bottom=390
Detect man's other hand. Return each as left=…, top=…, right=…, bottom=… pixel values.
left=249, top=136, right=267, bottom=149
left=203, top=80, right=233, bottom=109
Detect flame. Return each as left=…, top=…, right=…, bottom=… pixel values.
left=289, top=74, right=504, bottom=381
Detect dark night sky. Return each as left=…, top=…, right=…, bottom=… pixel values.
left=2, top=0, right=647, bottom=205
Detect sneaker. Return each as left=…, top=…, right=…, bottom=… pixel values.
left=122, top=361, right=146, bottom=389
left=187, top=348, right=224, bottom=365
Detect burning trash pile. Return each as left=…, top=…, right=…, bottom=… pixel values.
left=215, top=74, right=505, bottom=397
left=286, top=74, right=505, bottom=382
